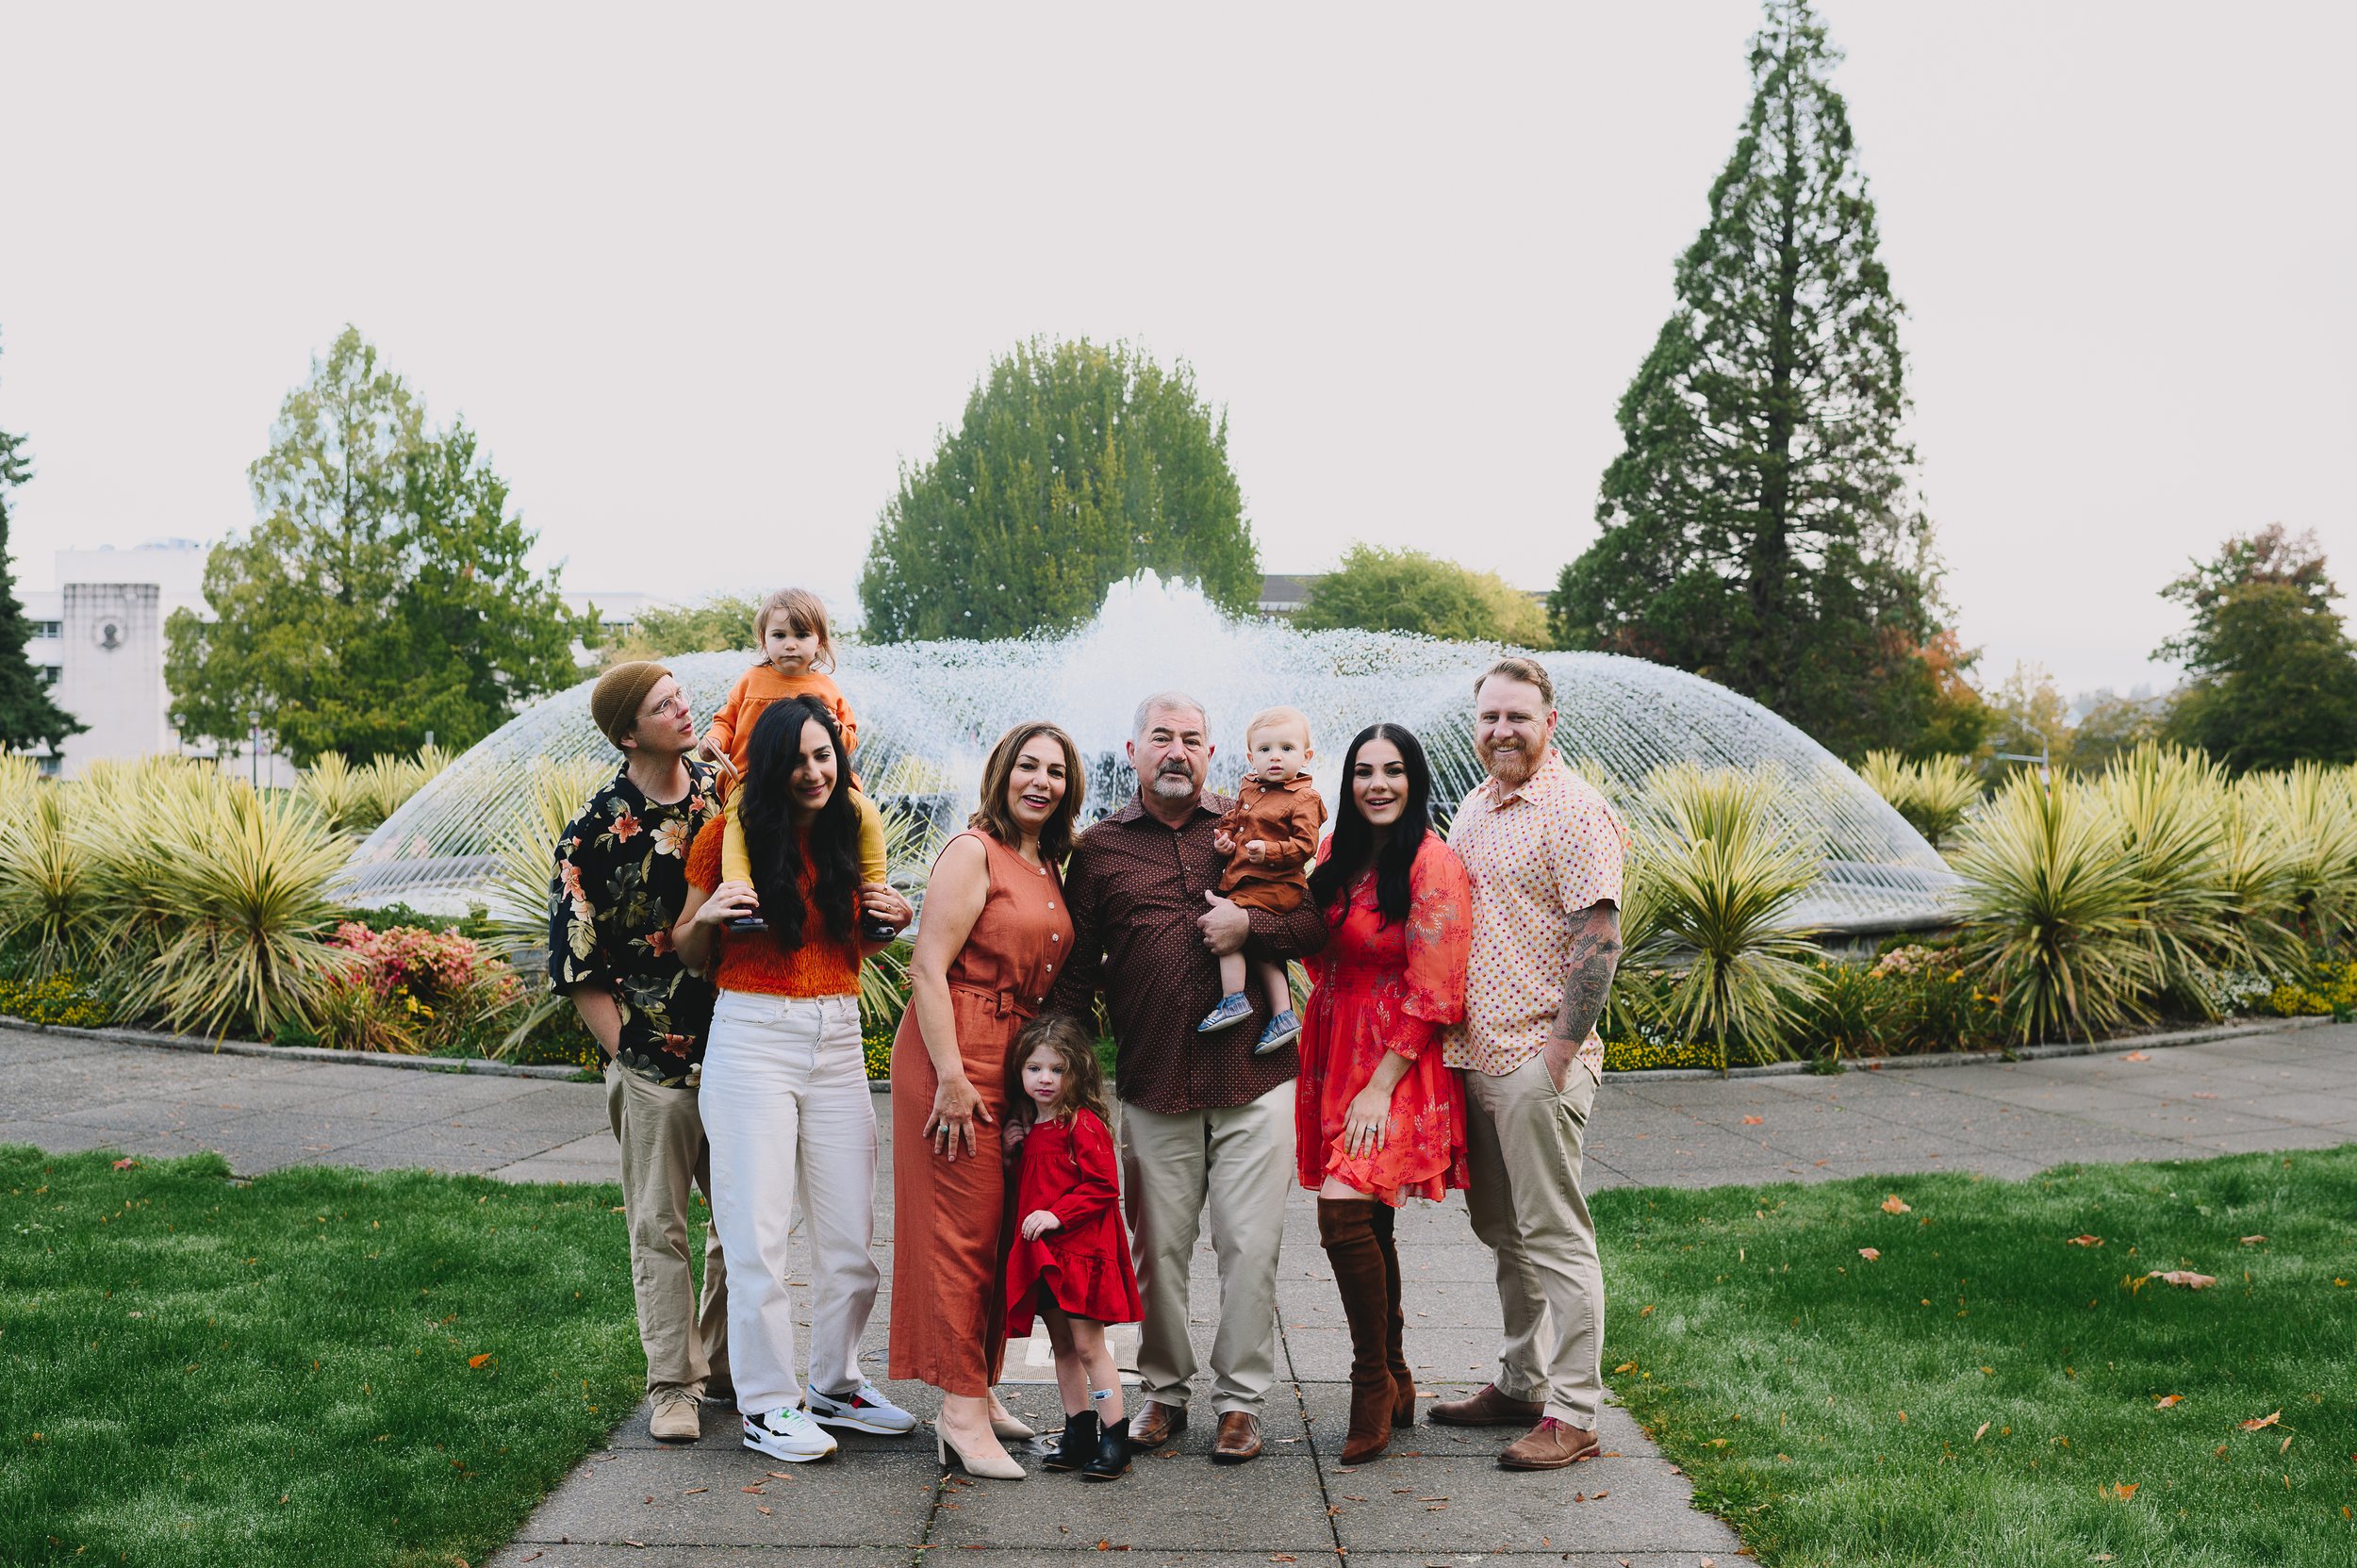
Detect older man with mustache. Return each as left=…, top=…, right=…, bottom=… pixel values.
left=1048, top=691, right=1329, bottom=1464
left=1431, top=656, right=1629, bottom=1472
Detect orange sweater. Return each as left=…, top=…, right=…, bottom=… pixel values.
left=703, top=665, right=857, bottom=782
left=685, top=817, right=861, bottom=999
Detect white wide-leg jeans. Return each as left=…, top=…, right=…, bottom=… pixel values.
left=699, top=989, right=880, bottom=1417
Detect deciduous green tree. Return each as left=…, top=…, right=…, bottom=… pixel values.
left=598, top=592, right=763, bottom=665
left=1295, top=544, right=1548, bottom=645
left=2159, top=525, right=2357, bottom=770
left=166, top=327, right=586, bottom=765
left=1549, top=0, right=1953, bottom=759
left=860, top=338, right=1258, bottom=640
left=0, top=335, right=83, bottom=756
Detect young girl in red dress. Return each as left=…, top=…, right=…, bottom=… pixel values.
left=1001, top=1013, right=1143, bottom=1481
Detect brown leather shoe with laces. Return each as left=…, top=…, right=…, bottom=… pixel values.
left=1128, top=1400, right=1187, bottom=1449
left=1498, top=1417, right=1600, bottom=1471
left=1210, top=1411, right=1263, bottom=1463
left=1426, top=1383, right=1543, bottom=1427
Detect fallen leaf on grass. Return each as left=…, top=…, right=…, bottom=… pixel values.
left=1881, top=1194, right=1912, bottom=1214
left=2102, top=1481, right=2138, bottom=1500
left=110, top=1158, right=137, bottom=1169
left=1973, top=1422, right=1990, bottom=1441
left=2238, top=1411, right=2282, bottom=1431
left=1614, top=1362, right=1639, bottom=1373
left=1640, top=1304, right=1656, bottom=1317
left=2068, top=1234, right=2104, bottom=1246
left=1858, top=1247, right=1881, bottom=1262
left=2153, top=1395, right=2183, bottom=1409
left=2156, top=1271, right=2216, bottom=1289
left=2239, top=1235, right=2266, bottom=1245
left=2281, top=1435, right=2294, bottom=1454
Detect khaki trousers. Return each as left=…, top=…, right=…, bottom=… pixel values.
left=1120, top=1079, right=1294, bottom=1416
left=1463, top=1053, right=1605, bottom=1428
left=605, top=1062, right=730, bottom=1396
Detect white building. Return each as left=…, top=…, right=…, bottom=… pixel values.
left=14, top=541, right=666, bottom=779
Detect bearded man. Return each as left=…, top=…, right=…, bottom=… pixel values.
left=1428, top=657, right=1630, bottom=1472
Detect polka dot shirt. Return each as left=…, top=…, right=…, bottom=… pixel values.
left=1443, top=751, right=1628, bottom=1081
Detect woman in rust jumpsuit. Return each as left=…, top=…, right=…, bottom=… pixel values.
left=890, top=720, right=1085, bottom=1479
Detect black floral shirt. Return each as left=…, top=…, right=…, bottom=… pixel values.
left=548, top=760, right=719, bottom=1087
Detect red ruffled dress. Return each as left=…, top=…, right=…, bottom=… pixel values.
left=1296, top=834, right=1474, bottom=1206
left=1003, top=1109, right=1145, bottom=1333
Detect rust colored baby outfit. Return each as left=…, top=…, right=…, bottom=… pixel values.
left=1213, top=774, right=1327, bottom=914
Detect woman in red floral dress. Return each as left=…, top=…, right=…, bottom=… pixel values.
left=1298, top=722, right=1472, bottom=1465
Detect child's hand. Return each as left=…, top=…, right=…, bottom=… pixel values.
left=1001, top=1120, right=1029, bottom=1157
left=1244, top=838, right=1267, bottom=864
left=1212, top=829, right=1236, bottom=856
left=1019, top=1209, right=1063, bottom=1241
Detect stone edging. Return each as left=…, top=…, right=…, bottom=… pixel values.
left=7, top=1010, right=2334, bottom=1091
left=1609, top=1014, right=2335, bottom=1081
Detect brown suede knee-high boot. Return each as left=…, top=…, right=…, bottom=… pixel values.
left=1318, top=1197, right=1394, bottom=1464
left=1368, top=1201, right=1415, bottom=1427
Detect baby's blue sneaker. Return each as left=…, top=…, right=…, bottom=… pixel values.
left=1196, top=993, right=1255, bottom=1033
left=1253, top=1011, right=1301, bottom=1055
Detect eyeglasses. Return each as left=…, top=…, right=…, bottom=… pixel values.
left=648, top=694, right=690, bottom=721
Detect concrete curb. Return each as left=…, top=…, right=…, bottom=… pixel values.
left=8, top=1009, right=2334, bottom=1091
left=0, top=1015, right=586, bottom=1081
left=1608, top=1014, right=2336, bottom=1081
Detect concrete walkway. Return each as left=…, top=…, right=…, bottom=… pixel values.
left=5, top=1020, right=2352, bottom=1568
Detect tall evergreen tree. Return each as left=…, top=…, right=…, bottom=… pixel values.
left=166, top=327, right=587, bottom=764
left=0, top=335, right=85, bottom=756
left=1550, top=0, right=1956, bottom=758
left=860, top=338, right=1258, bottom=641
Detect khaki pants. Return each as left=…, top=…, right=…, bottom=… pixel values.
left=605, top=1062, right=730, bottom=1396
left=1120, top=1079, right=1294, bottom=1416
left=1463, top=1054, right=1605, bottom=1428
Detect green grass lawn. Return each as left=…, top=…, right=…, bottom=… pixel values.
left=2, top=1146, right=651, bottom=1568
left=1598, top=1146, right=2357, bottom=1567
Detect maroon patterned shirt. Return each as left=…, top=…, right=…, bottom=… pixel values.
left=1050, top=791, right=1331, bottom=1115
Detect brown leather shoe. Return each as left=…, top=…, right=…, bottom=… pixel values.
left=1427, top=1383, right=1543, bottom=1428
left=1210, top=1411, right=1263, bottom=1463
left=1128, top=1400, right=1187, bottom=1449
left=1498, top=1417, right=1601, bottom=1471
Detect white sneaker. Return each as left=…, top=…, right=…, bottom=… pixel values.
left=806, top=1379, right=918, bottom=1435
left=742, top=1406, right=838, bottom=1462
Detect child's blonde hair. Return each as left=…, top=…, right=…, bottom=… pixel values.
left=753, top=587, right=838, bottom=673
left=1005, top=1012, right=1112, bottom=1129
left=1244, top=705, right=1311, bottom=751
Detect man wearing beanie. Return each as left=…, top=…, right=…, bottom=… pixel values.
left=551, top=661, right=732, bottom=1442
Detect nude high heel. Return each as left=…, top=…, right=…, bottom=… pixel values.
left=936, top=1425, right=1026, bottom=1480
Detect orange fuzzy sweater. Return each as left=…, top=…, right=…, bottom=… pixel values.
left=684, top=817, right=861, bottom=999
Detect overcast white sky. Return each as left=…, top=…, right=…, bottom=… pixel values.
left=1, top=1, right=2349, bottom=698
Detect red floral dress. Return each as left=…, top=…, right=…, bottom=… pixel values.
left=1296, top=834, right=1473, bottom=1205
left=1003, top=1110, right=1145, bottom=1332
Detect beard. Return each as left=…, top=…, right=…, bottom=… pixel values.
left=1477, top=736, right=1540, bottom=788
left=1146, top=763, right=1198, bottom=800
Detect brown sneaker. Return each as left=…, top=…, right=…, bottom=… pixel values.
left=650, top=1387, right=701, bottom=1444
left=1498, top=1417, right=1600, bottom=1471
left=1426, top=1383, right=1543, bottom=1428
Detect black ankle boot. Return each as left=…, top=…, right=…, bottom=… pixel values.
left=1080, top=1413, right=1131, bottom=1479
left=1044, top=1411, right=1097, bottom=1472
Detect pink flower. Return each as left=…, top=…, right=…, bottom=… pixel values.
left=653, top=817, right=689, bottom=858
left=611, top=808, right=642, bottom=843
left=648, top=928, right=674, bottom=956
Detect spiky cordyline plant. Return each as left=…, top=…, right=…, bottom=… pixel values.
left=0, top=786, right=92, bottom=974
left=1858, top=751, right=1982, bottom=850
left=486, top=754, right=616, bottom=1056
left=80, top=764, right=353, bottom=1039
left=295, top=751, right=371, bottom=834
left=2095, top=743, right=2243, bottom=1018
left=2217, top=777, right=2303, bottom=977
left=2246, top=762, right=2357, bottom=947
left=1952, top=772, right=2154, bottom=1044
left=1629, top=765, right=1822, bottom=1074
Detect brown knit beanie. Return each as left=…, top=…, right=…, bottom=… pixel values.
left=591, top=661, right=670, bottom=747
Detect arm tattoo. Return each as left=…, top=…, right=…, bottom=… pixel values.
left=1551, top=902, right=1624, bottom=1048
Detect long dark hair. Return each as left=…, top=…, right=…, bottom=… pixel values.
left=1004, top=1012, right=1113, bottom=1131
left=739, top=696, right=861, bottom=952
left=1308, top=723, right=1433, bottom=927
